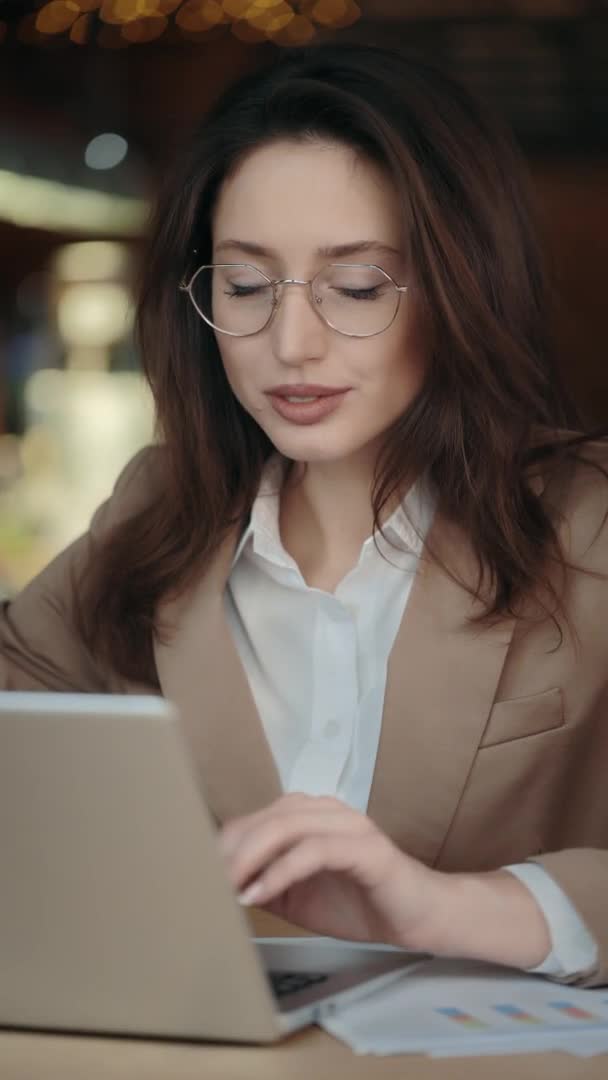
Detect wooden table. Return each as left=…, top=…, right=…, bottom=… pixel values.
left=1, top=910, right=605, bottom=1080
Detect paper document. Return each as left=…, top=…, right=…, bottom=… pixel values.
left=317, top=955, right=608, bottom=1057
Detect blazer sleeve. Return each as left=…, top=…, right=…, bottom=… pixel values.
left=528, top=846, right=608, bottom=988
left=526, top=448, right=608, bottom=988
left=0, top=447, right=157, bottom=693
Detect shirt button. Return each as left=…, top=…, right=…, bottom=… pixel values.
left=324, top=719, right=340, bottom=738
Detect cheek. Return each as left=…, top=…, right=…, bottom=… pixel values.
left=366, top=323, right=428, bottom=403
left=402, top=344, right=429, bottom=393
left=387, top=310, right=430, bottom=395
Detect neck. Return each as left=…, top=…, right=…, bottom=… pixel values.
left=278, top=450, right=405, bottom=578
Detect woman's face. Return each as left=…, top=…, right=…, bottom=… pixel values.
left=210, top=138, right=428, bottom=468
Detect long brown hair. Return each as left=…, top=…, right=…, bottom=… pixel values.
left=78, top=42, right=606, bottom=682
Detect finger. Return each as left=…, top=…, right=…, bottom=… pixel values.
left=220, top=794, right=349, bottom=854
left=238, top=834, right=363, bottom=906
left=222, top=810, right=373, bottom=893
left=220, top=798, right=365, bottom=872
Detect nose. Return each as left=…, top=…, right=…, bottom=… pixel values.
left=268, top=281, right=328, bottom=366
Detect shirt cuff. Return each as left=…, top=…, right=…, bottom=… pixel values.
left=502, top=861, right=599, bottom=979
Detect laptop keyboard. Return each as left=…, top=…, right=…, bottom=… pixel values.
left=269, top=970, right=329, bottom=998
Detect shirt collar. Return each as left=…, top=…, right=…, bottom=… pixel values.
left=231, top=454, right=287, bottom=569
left=231, top=453, right=435, bottom=572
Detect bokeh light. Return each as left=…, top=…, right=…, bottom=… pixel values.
left=54, top=241, right=131, bottom=283
left=176, top=0, right=226, bottom=31
left=10, top=0, right=363, bottom=45
left=301, top=0, right=361, bottom=27
left=35, top=1, right=80, bottom=35
left=0, top=169, right=147, bottom=233
left=223, top=0, right=285, bottom=13
left=85, top=133, right=129, bottom=170
left=230, top=18, right=267, bottom=41
left=222, top=0, right=258, bottom=14
left=122, top=14, right=168, bottom=40
left=100, top=0, right=162, bottom=24
left=127, top=0, right=183, bottom=11
left=309, top=0, right=346, bottom=22
left=271, top=12, right=314, bottom=43
left=248, top=2, right=294, bottom=33
left=70, top=12, right=93, bottom=41
left=57, top=283, right=133, bottom=348
left=176, top=21, right=227, bottom=41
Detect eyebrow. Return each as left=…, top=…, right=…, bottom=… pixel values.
left=213, top=239, right=403, bottom=261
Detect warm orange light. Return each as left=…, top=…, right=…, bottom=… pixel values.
left=122, top=13, right=168, bottom=39
left=230, top=18, right=267, bottom=41
left=175, top=21, right=227, bottom=40
left=245, top=0, right=285, bottom=8
left=223, top=0, right=285, bottom=19
left=100, top=0, right=134, bottom=22
left=248, top=2, right=293, bottom=32
left=310, top=0, right=360, bottom=28
left=100, top=0, right=162, bottom=24
left=176, top=0, right=226, bottom=31
left=271, top=12, right=314, bottom=44
left=70, top=12, right=92, bottom=40
left=36, top=1, right=80, bottom=34
left=222, top=0, right=257, bottom=14
left=299, top=0, right=359, bottom=26
left=309, top=0, right=345, bottom=22
left=72, top=0, right=102, bottom=11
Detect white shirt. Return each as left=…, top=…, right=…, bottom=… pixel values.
left=223, top=453, right=598, bottom=980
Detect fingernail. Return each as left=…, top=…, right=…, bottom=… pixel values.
left=238, top=881, right=263, bottom=906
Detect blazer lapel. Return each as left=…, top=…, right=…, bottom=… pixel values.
left=154, top=473, right=546, bottom=848
left=154, top=524, right=282, bottom=824
left=367, top=511, right=516, bottom=867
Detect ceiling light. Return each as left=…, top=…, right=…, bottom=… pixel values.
left=85, top=133, right=128, bottom=170
left=0, top=169, right=147, bottom=235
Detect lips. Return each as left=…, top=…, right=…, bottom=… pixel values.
left=267, top=385, right=349, bottom=398
left=267, top=389, right=350, bottom=425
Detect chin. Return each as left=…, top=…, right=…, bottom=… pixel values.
left=272, top=437, right=359, bottom=464
left=259, top=410, right=373, bottom=463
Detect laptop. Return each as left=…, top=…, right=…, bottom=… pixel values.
left=0, top=692, right=429, bottom=1043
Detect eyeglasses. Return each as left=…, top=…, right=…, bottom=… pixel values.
left=179, top=263, right=408, bottom=338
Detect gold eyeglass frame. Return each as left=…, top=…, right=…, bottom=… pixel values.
left=179, top=262, right=409, bottom=339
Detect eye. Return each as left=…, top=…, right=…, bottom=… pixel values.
left=224, top=283, right=264, bottom=296
left=337, top=286, right=382, bottom=300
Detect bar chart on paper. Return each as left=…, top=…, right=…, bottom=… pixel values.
left=319, top=956, right=608, bottom=1057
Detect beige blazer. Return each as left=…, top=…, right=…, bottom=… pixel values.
left=1, top=446, right=607, bottom=987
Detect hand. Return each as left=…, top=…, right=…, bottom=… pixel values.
left=218, top=792, right=445, bottom=947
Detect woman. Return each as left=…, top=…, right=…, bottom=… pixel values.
left=1, top=43, right=607, bottom=986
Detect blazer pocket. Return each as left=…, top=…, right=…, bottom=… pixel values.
left=480, top=687, right=564, bottom=748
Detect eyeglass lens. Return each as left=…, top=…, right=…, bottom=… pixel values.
left=188, top=264, right=400, bottom=336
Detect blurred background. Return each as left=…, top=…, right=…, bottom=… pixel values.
left=0, top=0, right=607, bottom=597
